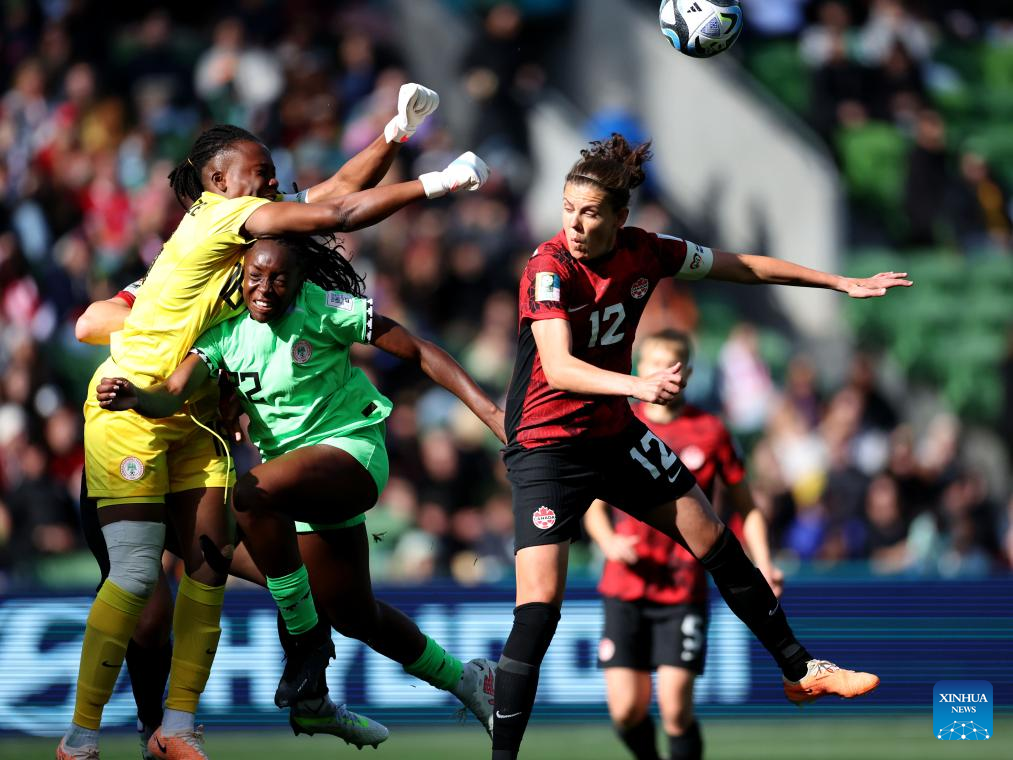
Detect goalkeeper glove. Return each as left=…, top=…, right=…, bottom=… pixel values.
left=418, top=152, right=490, bottom=198
left=384, top=83, right=440, bottom=144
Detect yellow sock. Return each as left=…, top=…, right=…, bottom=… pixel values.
left=165, top=575, right=226, bottom=713
left=73, top=581, right=147, bottom=730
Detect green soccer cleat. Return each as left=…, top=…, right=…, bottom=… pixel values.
left=290, top=696, right=390, bottom=749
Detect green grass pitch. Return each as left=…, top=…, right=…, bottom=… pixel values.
left=9, top=717, right=1012, bottom=759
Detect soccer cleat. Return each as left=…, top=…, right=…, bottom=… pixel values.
left=274, top=620, right=336, bottom=709
left=56, top=739, right=100, bottom=760
left=290, top=696, right=389, bottom=749
left=783, top=659, right=880, bottom=705
left=452, top=658, right=496, bottom=737
left=138, top=721, right=157, bottom=760
left=146, top=726, right=210, bottom=760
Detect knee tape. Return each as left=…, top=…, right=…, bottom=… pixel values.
left=101, top=521, right=165, bottom=598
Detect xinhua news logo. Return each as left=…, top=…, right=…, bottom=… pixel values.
left=933, top=680, right=992, bottom=741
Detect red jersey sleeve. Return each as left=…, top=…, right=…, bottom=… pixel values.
left=651, top=232, right=689, bottom=277
left=519, top=244, right=572, bottom=322
left=715, top=421, right=747, bottom=486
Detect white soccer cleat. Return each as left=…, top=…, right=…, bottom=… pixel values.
left=452, top=657, right=496, bottom=737
left=289, top=696, right=389, bottom=749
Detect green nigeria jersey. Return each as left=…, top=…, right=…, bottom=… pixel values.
left=192, top=282, right=392, bottom=461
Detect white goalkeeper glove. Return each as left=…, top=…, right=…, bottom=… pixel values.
left=384, top=83, right=440, bottom=144
left=418, top=152, right=490, bottom=198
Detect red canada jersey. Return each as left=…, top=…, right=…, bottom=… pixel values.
left=598, top=404, right=746, bottom=605
left=505, top=227, right=690, bottom=448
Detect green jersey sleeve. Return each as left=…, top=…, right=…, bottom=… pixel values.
left=191, top=322, right=228, bottom=375
left=318, top=288, right=374, bottom=346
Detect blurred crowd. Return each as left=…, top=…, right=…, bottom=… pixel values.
left=0, top=1, right=1009, bottom=590
left=751, top=0, right=1013, bottom=249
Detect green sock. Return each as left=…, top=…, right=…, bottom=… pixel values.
left=266, top=565, right=318, bottom=635
left=404, top=635, right=464, bottom=692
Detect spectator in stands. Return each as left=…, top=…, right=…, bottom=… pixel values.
left=951, top=151, right=1012, bottom=252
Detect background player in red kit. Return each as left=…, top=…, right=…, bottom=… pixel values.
left=585, top=329, right=782, bottom=760
left=491, top=134, right=910, bottom=760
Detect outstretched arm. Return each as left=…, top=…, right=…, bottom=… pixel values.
left=530, top=318, right=686, bottom=402
left=303, top=134, right=401, bottom=202
left=305, top=83, right=440, bottom=200
left=707, top=250, right=912, bottom=298
left=370, top=315, right=505, bottom=443
left=96, top=354, right=212, bottom=418
left=244, top=151, right=489, bottom=238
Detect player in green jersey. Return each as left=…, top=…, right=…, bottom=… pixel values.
left=96, top=234, right=504, bottom=739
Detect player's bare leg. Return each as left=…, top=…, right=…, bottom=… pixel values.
left=233, top=446, right=374, bottom=709
left=492, top=543, right=568, bottom=759
left=605, top=668, right=659, bottom=760
left=641, top=487, right=879, bottom=703
left=657, top=666, right=700, bottom=760
left=300, top=524, right=494, bottom=736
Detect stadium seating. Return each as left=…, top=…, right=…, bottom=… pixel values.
left=846, top=250, right=1012, bottom=422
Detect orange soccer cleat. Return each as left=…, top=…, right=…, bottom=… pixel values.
left=55, top=738, right=100, bottom=760
left=146, top=726, right=210, bottom=760
left=783, top=659, right=880, bottom=705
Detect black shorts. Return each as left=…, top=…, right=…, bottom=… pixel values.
left=505, top=417, right=697, bottom=551
left=598, top=597, right=708, bottom=674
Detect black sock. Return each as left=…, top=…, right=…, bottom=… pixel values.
left=126, top=639, right=171, bottom=730
left=491, top=602, right=561, bottom=759
left=668, top=721, right=702, bottom=760
left=700, top=528, right=811, bottom=681
left=277, top=610, right=330, bottom=696
left=617, top=715, right=660, bottom=760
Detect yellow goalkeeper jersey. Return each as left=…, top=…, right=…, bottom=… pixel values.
left=110, top=191, right=270, bottom=384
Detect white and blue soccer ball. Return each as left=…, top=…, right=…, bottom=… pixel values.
left=659, top=0, right=743, bottom=58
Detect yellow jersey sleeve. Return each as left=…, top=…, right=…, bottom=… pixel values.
left=110, top=192, right=271, bottom=384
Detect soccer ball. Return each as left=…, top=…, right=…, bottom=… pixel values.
left=659, top=0, right=743, bottom=58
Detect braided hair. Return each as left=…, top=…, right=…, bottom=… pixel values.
left=274, top=234, right=366, bottom=297
left=167, top=124, right=262, bottom=209
left=565, top=133, right=653, bottom=211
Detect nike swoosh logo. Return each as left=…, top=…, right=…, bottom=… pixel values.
left=667, top=466, right=684, bottom=483
left=495, top=710, right=522, bottom=719
left=101, top=660, right=118, bottom=668
left=768, top=603, right=780, bottom=617
left=155, top=737, right=167, bottom=753
left=567, top=304, right=589, bottom=312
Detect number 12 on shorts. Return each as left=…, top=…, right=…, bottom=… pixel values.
left=629, top=430, right=684, bottom=483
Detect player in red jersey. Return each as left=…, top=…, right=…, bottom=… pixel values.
left=585, top=329, right=782, bottom=760
left=491, top=135, right=906, bottom=760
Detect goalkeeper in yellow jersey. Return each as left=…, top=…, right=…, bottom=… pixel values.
left=59, top=84, right=489, bottom=760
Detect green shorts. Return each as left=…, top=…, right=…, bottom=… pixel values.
left=293, top=422, right=389, bottom=534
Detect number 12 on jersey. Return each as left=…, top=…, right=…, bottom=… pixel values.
left=630, top=430, right=683, bottom=483
left=588, top=303, right=626, bottom=348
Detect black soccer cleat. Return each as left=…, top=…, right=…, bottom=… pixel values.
left=274, top=620, right=336, bottom=708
